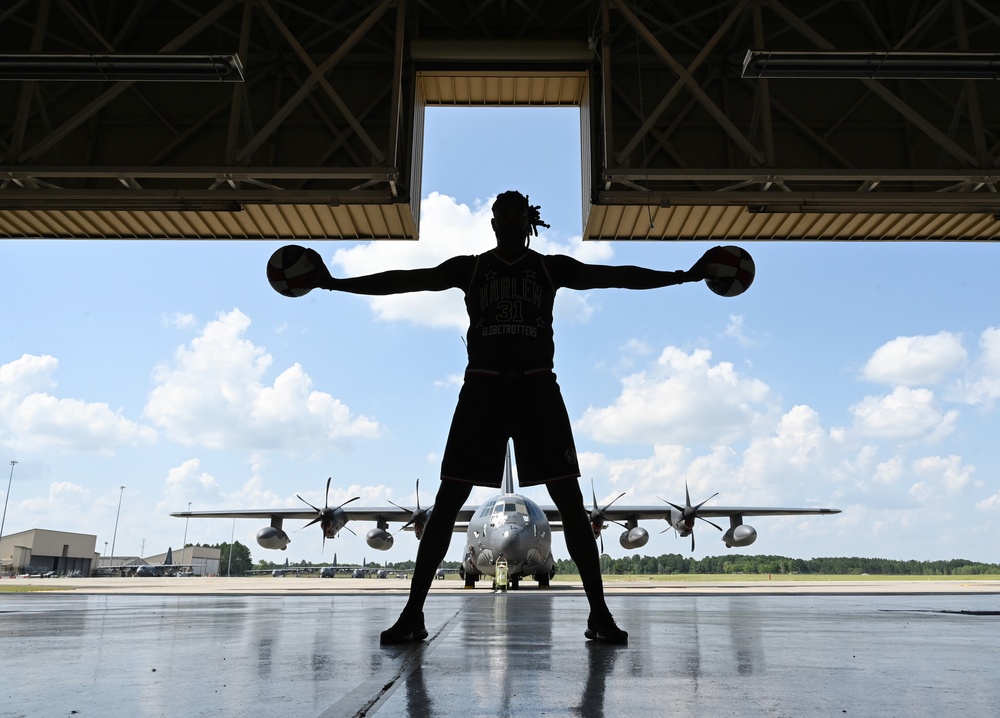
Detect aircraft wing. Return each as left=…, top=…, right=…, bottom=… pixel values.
left=171, top=506, right=481, bottom=522
left=530, top=501, right=840, bottom=551
left=530, top=505, right=841, bottom=522
left=172, top=504, right=481, bottom=552
left=171, top=508, right=316, bottom=520
left=602, top=505, right=842, bottom=521
left=173, top=507, right=392, bottom=521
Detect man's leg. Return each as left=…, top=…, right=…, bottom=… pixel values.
left=380, top=479, right=472, bottom=644
left=545, top=478, right=628, bottom=644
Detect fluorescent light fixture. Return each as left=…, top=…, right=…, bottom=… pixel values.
left=0, top=197, right=244, bottom=212
left=742, top=50, right=1000, bottom=79
left=0, top=54, right=244, bottom=82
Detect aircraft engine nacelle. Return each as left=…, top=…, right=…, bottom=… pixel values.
left=365, top=528, right=394, bottom=551
left=722, top=524, right=757, bottom=548
left=619, top=527, right=649, bottom=550
left=257, top=526, right=291, bottom=550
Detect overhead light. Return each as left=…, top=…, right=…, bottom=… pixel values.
left=745, top=201, right=1000, bottom=215
left=0, top=196, right=244, bottom=212
left=0, top=54, right=244, bottom=82
left=742, top=50, right=1000, bottom=79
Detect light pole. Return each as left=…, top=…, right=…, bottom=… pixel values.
left=181, top=502, right=191, bottom=561
left=1, top=460, right=16, bottom=542
left=109, top=486, right=125, bottom=567
left=228, top=518, right=235, bottom=577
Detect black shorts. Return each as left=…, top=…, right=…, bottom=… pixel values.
left=440, top=371, right=581, bottom=487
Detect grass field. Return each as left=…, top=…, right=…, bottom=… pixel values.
left=558, top=573, right=1000, bottom=583
left=0, top=585, right=66, bottom=593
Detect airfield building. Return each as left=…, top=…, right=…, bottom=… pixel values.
left=0, top=528, right=97, bottom=577
left=146, top=546, right=221, bottom=576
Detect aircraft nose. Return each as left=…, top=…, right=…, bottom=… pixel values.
left=495, top=524, right=524, bottom=556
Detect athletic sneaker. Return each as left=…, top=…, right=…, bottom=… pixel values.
left=585, top=613, right=628, bottom=644
left=379, top=614, right=428, bottom=644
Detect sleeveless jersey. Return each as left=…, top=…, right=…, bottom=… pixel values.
left=463, top=249, right=556, bottom=372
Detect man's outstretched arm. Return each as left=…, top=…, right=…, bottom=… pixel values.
left=315, top=257, right=465, bottom=296
left=553, top=252, right=710, bottom=290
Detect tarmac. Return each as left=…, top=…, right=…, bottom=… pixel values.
left=3, top=577, right=999, bottom=718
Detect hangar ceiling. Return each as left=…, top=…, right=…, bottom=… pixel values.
left=1, top=0, right=999, bottom=241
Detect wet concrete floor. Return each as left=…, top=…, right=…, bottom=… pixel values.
left=2, top=588, right=999, bottom=717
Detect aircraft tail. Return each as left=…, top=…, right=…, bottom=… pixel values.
left=164, top=547, right=173, bottom=565
left=504, top=443, right=514, bottom=494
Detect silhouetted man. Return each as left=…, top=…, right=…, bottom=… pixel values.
left=314, top=191, right=709, bottom=644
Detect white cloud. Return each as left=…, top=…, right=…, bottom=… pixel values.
left=976, top=492, right=1000, bottom=511
left=578, top=443, right=710, bottom=504
left=162, top=312, right=196, bottom=329
left=328, top=193, right=494, bottom=331
left=861, top=332, right=966, bottom=386
left=872, top=456, right=904, bottom=485
left=912, top=454, right=974, bottom=495
left=327, top=192, right=612, bottom=330
left=741, top=405, right=828, bottom=487
left=18, top=480, right=91, bottom=514
left=0, top=353, right=58, bottom=394
left=0, top=353, right=156, bottom=454
left=621, top=338, right=654, bottom=356
left=163, top=458, right=222, bottom=500
left=850, top=386, right=958, bottom=440
left=722, top=314, right=762, bottom=347
left=948, top=326, right=1000, bottom=406
left=144, top=309, right=379, bottom=451
left=576, top=346, right=772, bottom=445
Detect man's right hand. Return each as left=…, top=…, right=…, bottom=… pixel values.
left=305, top=248, right=337, bottom=290
left=685, top=248, right=716, bottom=282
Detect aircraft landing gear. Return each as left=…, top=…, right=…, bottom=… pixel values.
left=493, top=558, right=509, bottom=592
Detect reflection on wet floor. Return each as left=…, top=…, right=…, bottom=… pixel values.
left=3, top=591, right=999, bottom=717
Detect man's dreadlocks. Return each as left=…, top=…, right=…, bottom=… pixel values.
left=492, top=190, right=550, bottom=247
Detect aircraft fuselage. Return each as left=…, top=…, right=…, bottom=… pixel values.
left=462, top=491, right=554, bottom=587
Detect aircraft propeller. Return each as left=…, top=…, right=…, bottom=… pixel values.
left=296, top=477, right=360, bottom=550
left=387, top=478, right=434, bottom=540
left=659, top=482, right=724, bottom=551
left=588, top=480, right=627, bottom=553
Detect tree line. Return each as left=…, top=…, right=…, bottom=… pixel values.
left=201, top=544, right=999, bottom=577
left=554, top=554, right=1000, bottom=576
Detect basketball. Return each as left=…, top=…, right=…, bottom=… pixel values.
left=701, top=245, right=755, bottom=297
left=267, top=245, right=325, bottom=297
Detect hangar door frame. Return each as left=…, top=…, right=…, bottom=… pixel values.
left=411, top=69, right=593, bottom=238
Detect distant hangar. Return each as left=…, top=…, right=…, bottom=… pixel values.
left=0, top=528, right=220, bottom=577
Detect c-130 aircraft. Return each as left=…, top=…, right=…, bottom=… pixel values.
left=172, top=446, right=840, bottom=589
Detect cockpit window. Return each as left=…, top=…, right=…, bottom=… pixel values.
left=486, top=498, right=534, bottom=527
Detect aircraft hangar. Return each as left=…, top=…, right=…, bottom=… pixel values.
left=1, top=0, right=999, bottom=243
left=0, top=528, right=98, bottom=577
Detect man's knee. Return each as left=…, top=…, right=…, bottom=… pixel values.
left=433, top=478, right=473, bottom=511
left=546, top=477, right=584, bottom=509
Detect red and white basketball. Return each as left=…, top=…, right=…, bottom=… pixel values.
left=702, top=245, right=755, bottom=297
left=267, top=245, right=324, bottom=297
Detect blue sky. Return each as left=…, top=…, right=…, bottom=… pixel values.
left=2, top=107, right=999, bottom=566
